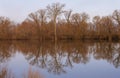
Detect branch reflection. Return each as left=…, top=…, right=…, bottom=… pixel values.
left=0, top=41, right=120, bottom=75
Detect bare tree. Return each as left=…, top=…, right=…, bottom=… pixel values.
left=0, top=16, right=12, bottom=39
left=71, top=13, right=81, bottom=26
left=37, top=9, right=47, bottom=26
left=81, top=12, right=89, bottom=22
left=26, top=9, right=47, bottom=40
left=64, top=10, right=72, bottom=25
left=47, top=2, right=65, bottom=41
left=112, top=10, right=120, bottom=26
left=92, top=16, right=101, bottom=37
left=27, top=12, right=40, bottom=27
left=100, top=16, right=113, bottom=41
left=37, top=9, right=47, bottom=40
left=80, top=12, right=89, bottom=38
left=27, top=12, right=41, bottom=39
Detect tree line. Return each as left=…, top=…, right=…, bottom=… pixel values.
left=0, top=3, right=120, bottom=41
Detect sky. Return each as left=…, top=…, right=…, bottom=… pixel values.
left=0, top=0, right=120, bottom=22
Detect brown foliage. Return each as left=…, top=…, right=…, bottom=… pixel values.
left=0, top=3, right=120, bottom=41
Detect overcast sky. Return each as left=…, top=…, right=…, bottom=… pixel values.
left=0, top=0, right=120, bottom=22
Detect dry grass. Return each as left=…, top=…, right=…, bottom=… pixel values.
left=0, top=66, right=43, bottom=78
left=0, top=66, right=14, bottom=78
left=24, top=67, right=43, bottom=78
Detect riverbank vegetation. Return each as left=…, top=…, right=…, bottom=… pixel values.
left=0, top=3, right=120, bottom=41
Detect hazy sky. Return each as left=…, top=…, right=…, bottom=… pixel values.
left=0, top=0, right=120, bottom=22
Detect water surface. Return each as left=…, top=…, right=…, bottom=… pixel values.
left=0, top=41, right=120, bottom=78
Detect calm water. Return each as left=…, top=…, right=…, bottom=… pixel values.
left=0, top=41, right=120, bottom=78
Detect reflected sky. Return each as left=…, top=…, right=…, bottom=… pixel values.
left=0, top=41, right=120, bottom=78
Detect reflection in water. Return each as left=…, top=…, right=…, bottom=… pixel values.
left=24, top=67, right=43, bottom=78
left=0, top=66, right=14, bottom=78
left=0, top=66, right=43, bottom=78
left=15, top=41, right=90, bottom=75
left=0, top=41, right=120, bottom=77
left=0, top=41, right=14, bottom=64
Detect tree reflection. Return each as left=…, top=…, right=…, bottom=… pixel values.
left=0, top=41, right=120, bottom=75
left=92, top=42, right=120, bottom=68
left=0, top=41, right=14, bottom=64
left=112, top=44, right=120, bottom=68
left=13, top=41, right=90, bottom=74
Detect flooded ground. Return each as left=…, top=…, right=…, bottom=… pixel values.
left=0, top=41, right=120, bottom=78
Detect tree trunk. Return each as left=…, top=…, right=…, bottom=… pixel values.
left=54, top=20, right=57, bottom=41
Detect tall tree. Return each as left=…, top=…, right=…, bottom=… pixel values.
left=100, top=16, right=113, bottom=41
left=64, top=10, right=72, bottom=26
left=37, top=9, right=47, bottom=26
left=27, top=9, right=47, bottom=40
left=71, top=13, right=81, bottom=26
left=37, top=9, right=47, bottom=40
left=27, top=12, right=41, bottom=39
left=112, top=10, right=120, bottom=26
left=0, top=16, right=12, bottom=39
left=80, top=13, right=89, bottom=38
left=47, top=2, right=65, bottom=41
left=92, top=16, right=101, bottom=38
